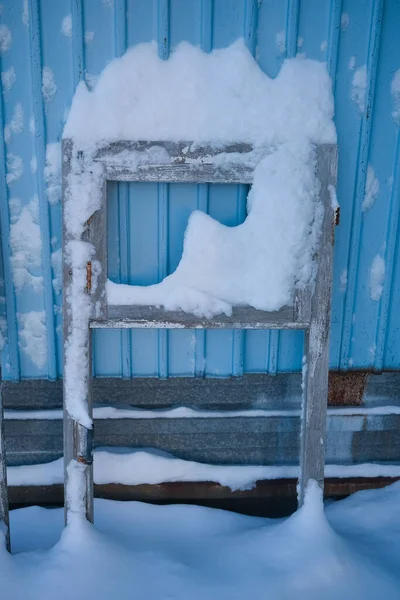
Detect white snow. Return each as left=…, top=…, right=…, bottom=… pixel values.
left=65, top=41, right=335, bottom=146
left=17, top=310, right=47, bottom=368
left=29, top=115, right=35, bottom=134
left=276, top=30, right=286, bottom=54
left=9, top=195, right=43, bottom=292
left=2, top=482, right=400, bottom=599
left=0, top=23, right=11, bottom=53
left=339, top=268, right=348, bottom=292
left=1, top=66, right=16, bottom=91
left=341, top=12, right=350, bottom=31
left=51, top=248, right=62, bottom=295
left=30, top=155, right=37, bottom=174
left=44, top=142, right=61, bottom=204
left=6, top=403, right=400, bottom=421
left=61, top=14, right=72, bottom=37
left=369, top=254, right=385, bottom=301
left=84, top=31, right=95, bottom=44
left=6, top=153, right=23, bottom=185
left=391, top=69, right=400, bottom=125
left=297, top=36, right=303, bottom=48
left=4, top=102, right=24, bottom=143
left=42, top=67, right=57, bottom=102
left=348, top=56, right=356, bottom=70
left=320, top=40, right=327, bottom=52
left=84, top=72, right=99, bottom=90
left=22, top=0, right=29, bottom=26
left=7, top=449, right=400, bottom=489
left=351, top=65, right=367, bottom=113
left=362, top=165, right=379, bottom=211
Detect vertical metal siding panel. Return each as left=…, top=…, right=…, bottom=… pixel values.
left=128, top=185, right=159, bottom=376
left=1, top=2, right=44, bottom=379
left=114, top=0, right=131, bottom=378
left=193, top=0, right=212, bottom=377
left=273, top=0, right=301, bottom=373
left=329, top=0, right=375, bottom=369
left=166, top=184, right=197, bottom=376
left=86, top=0, right=126, bottom=376
left=125, top=1, right=158, bottom=377
left=326, top=0, right=342, bottom=87
left=351, top=0, right=400, bottom=371
left=156, top=0, right=169, bottom=378
left=234, top=0, right=258, bottom=377
left=203, top=0, right=246, bottom=377
left=376, top=0, right=400, bottom=369
left=378, top=135, right=400, bottom=368
left=166, top=1, right=202, bottom=376
left=339, top=0, right=383, bottom=369
left=0, top=70, right=19, bottom=379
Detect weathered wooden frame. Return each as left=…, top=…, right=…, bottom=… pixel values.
left=62, top=139, right=337, bottom=524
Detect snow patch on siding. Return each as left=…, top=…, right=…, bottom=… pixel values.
left=22, top=0, right=29, bottom=26
left=9, top=195, right=43, bottom=292
left=6, top=153, right=23, bottom=185
left=320, top=41, right=327, bottom=52
left=4, top=102, right=24, bottom=143
left=61, top=14, right=72, bottom=37
left=0, top=24, right=11, bottom=53
left=391, top=69, right=400, bottom=125
left=369, top=254, right=385, bottom=302
left=1, top=66, right=16, bottom=91
left=30, top=155, right=37, bottom=174
left=18, top=310, right=47, bottom=368
left=276, top=31, right=286, bottom=54
left=341, top=13, right=349, bottom=31
left=44, top=142, right=61, bottom=204
left=51, top=248, right=62, bottom=295
left=351, top=65, right=367, bottom=113
left=29, top=116, right=35, bottom=134
left=297, top=37, right=303, bottom=49
left=339, top=268, right=347, bottom=293
left=84, top=31, right=94, bottom=44
left=42, top=67, right=57, bottom=102
left=348, top=56, right=356, bottom=71
left=362, top=165, right=379, bottom=211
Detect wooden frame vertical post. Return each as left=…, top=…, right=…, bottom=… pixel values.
left=62, top=140, right=95, bottom=524
left=298, top=144, right=338, bottom=505
left=0, top=366, right=10, bottom=551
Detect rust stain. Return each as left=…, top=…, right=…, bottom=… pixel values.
left=334, top=206, right=340, bottom=226
left=328, top=371, right=368, bottom=406
left=86, top=261, right=92, bottom=293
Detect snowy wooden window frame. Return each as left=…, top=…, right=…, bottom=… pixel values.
left=56, top=140, right=338, bottom=528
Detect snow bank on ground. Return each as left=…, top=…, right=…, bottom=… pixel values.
left=3, top=482, right=400, bottom=599
left=7, top=448, right=400, bottom=489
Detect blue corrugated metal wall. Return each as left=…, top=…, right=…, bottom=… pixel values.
left=0, top=0, right=399, bottom=380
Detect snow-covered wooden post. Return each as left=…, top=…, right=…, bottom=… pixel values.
left=62, top=139, right=106, bottom=524
left=298, top=144, right=338, bottom=505
left=0, top=366, right=10, bottom=551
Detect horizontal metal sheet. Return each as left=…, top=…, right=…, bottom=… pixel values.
left=4, top=412, right=400, bottom=467
left=0, top=0, right=399, bottom=379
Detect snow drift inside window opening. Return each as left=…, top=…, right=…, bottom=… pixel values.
left=64, top=39, right=336, bottom=317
